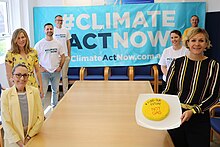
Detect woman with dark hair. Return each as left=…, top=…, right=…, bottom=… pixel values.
left=158, top=30, right=188, bottom=90
left=1, top=64, right=44, bottom=147
left=163, top=27, right=220, bottom=147
left=5, top=28, right=43, bottom=98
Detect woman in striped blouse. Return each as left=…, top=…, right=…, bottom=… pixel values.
left=163, top=27, right=220, bottom=147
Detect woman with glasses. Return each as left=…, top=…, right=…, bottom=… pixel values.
left=1, top=64, right=44, bottom=147
left=5, top=28, right=44, bottom=98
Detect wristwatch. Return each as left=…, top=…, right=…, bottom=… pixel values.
left=26, top=135, right=31, bottom=140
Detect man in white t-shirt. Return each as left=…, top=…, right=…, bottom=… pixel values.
left=54, top=15, right=72, bottom=95
left=34, top=23, right=65, bottom=107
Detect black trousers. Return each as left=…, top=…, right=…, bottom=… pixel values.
left=168, top=110, right=210, bottom=147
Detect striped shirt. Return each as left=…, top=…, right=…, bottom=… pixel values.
left=163, top=56, right=220, bottom=114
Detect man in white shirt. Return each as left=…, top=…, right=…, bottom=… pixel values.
left=34, top=23, right=65, bottom=107
left=54, top=15, right=72, bottom=95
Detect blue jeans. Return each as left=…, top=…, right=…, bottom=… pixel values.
left=41, top=71, right=61, bottom=107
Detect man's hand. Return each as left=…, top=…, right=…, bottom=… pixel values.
left=55, top=66, right=62, bottom=72
left=39, top=66, right=47, bottom=72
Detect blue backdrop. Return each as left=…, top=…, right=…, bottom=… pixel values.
left=34, top=2, right=206, bottom=67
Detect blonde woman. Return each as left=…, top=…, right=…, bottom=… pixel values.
left=163, top=28, right=220, bottom=147
left=5, top=28, right=44, bottom=97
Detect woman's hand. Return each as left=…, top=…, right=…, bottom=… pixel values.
left=39, top=86, right=44, bottom=99
left=16, top=140, right=24, bottom=147
left=181, top=110, right=193, bottom=124
left=24, top=137, right=31, bottom=145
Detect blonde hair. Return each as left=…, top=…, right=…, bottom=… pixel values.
left=183, top=27, right=212, bottom=50
left=10, top=28, right=31, bottom=54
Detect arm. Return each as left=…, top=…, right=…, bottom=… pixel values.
left=17, top=140, right=24, bottom=147
left=162, top=60, right=178, bottom=95
left=158, top=49, right=167, bottom=76
left=28, top=87, right=44, bottom=138
left=56, top=53, right=65, bottom=72
left=67, top=39, right=71, bottom=57
left=34, top=63, right=44, bottom=98
left=33, top=49, right=44, bottom=98
left=192, top=61, right=220, bottom=114
left=5, top=51, right=14, bottom=87
left=160, top=65, right=168, bottom=76
left=1, top=90, right=21, bottom=144
left=5, top=63, right=14, bottom=87
left=180, top=110, right=193, bottom=124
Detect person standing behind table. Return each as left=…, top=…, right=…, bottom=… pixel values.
left=54, top=15, right=72, bottom=95
left=1, top=64, right=44, bottom=147
left=158, top=30, right=188, bottom=90
left=163, top=27, right=220, bottom=147
left=5, top=28, right=44, bottom=98
left=182, top=15, right=199, bottom=41
left=34, top=23, right=65, bottom=108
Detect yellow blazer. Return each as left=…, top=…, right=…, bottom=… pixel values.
left=1, top=85, right=44, bottom=146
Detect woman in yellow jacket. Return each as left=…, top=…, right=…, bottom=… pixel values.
left=1, top=64, right=44, bottom=147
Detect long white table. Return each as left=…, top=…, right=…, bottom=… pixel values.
left=27, top=81, right=173, bottom=147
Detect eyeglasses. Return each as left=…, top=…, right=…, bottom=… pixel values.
left=56, top=19, right=63, bottom=22
left=13, top=73, right=29, bottom=79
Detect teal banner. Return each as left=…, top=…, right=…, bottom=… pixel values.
left=34, top=2, right=206, bottom=67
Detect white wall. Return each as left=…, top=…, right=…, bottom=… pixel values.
left=206, top=0, right=220, bottom=12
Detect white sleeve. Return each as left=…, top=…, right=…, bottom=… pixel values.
left=34, top=43, right=40, bottom=55
left=66, top=29, right=71, bottom=40
left=158, top=49, right=167, bottom=66
left=58, top=42, right=65, bottom=55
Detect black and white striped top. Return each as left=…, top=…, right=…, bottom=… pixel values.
left=163, top=56, right=220, bottom=114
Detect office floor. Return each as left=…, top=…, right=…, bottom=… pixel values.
left=43, top=85, right=220, bottom=147
left=43, top=91, right=64, bottom=118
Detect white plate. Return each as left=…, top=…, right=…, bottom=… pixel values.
left=135, top=94, right=182, bottom=130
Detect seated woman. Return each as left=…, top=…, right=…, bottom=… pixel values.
left=1, top=64, right=44, bottom=147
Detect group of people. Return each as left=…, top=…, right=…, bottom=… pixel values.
left=159, top=15, right=220, bottom=147
left=0, top=14, right=219, bottom=147
left=1, top=15, right=71, bottom=146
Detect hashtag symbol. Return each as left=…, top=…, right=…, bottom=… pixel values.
left=63, top=14, right=74, bottom=30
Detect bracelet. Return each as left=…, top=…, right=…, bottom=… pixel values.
left=191, top=108, right=196, bottom=114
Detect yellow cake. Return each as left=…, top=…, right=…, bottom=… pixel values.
left=142, top=98, right=170, bottom=121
